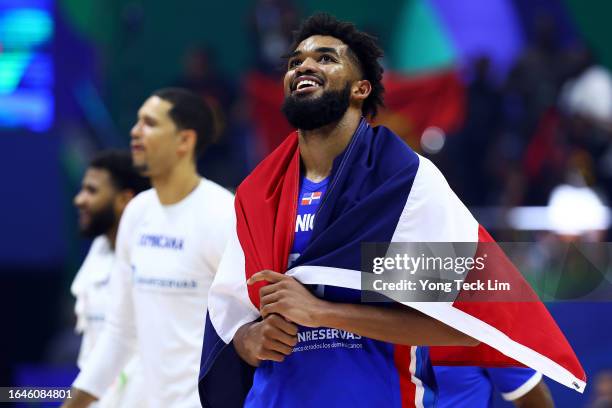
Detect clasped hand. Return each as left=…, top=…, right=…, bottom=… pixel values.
left=234, top=270, right=328, bottom=366
left=249, top=269, right=326, bottom=327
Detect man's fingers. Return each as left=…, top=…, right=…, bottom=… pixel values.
left=248, top=270, right=284, bottom=285
left=257, top=348, right=289, bottom=362
left=259, top=282, right=283, bottom=299
left=263, top=323, right=298, bottom=347
left=261, top=302, right=280, bottom=320
left=266, top=314, right=299, bottom=336
left=274, top=331, right=298, bottom=348
left=262, top=338, right=294, bottom=356
left=260, top=291, right=280, bottom=308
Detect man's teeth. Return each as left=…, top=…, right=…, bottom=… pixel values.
left=297, top=80, right=320, bottom=90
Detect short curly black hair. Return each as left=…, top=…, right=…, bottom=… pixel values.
left=288, top=13, right=385, bottom=118
left=90, top=150, right=150, bottom=194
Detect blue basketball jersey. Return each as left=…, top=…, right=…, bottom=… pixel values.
left=245, top=176, right=436, bottom=408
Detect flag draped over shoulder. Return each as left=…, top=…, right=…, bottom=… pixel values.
left=199, top=119, right=585, bottom=408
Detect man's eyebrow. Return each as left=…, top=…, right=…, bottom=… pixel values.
left=282, top=50, right=301, bottom=59
left=139, top=112, right=157, bottom=122
left=314, top=47, right=340, bottom=56
left=282, top=47, right=341, bottom=59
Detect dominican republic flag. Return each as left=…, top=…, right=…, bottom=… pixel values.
left=199, top=119, right=585, bottom=408
left=301, top=191, right=322, bottom=205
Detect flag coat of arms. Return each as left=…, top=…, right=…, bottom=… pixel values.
left=199, top=119, right=585, bottom=408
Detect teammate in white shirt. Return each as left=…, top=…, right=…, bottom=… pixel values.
left=64, top=88, right=235, bottom=408
left=72, top=150, right=150, bottom=407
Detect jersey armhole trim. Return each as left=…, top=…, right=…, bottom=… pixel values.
left=501, top=371, right=543, bottom=401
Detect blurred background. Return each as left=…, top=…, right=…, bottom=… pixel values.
left=1, top=0, right=612, bottom=406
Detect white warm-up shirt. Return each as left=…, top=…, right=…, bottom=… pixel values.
left=71, top=236, right=145, bottom=408
left=73, top=179, right=234, bottom=408
left=71, top=236, right=114, bottom=368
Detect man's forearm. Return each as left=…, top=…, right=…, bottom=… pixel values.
left=252, top=270, right=478, bottom=346
left=71, top=329, right=136, bottom=401
left=233, top=322, right=260, bottom=366
left=315, top=302, right=479, bottom=346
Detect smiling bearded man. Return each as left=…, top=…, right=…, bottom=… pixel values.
left=199, top=12, right=585, bottom=408
left=199, top=14, right=475, bottom=408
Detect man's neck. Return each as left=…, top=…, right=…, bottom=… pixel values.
left=298, top=109, right=361, bottom=182
left=151, top=160, right=201, bottom=206
left=106, top=226, right=118, bottom=251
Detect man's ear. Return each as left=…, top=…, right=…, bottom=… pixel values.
left=352, top=79, right=372, bottom=102
left=177, top=128, right=197, bottom=158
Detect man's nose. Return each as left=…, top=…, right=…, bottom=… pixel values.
left=74, top=191, right=85, bottom=207
left=296, top=57, right=319, bottom=74
left=130, top=122, right=141, bottom=139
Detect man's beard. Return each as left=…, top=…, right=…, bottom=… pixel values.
left=281, top=83, right=351, bottom=131
left=80, top=202, right=116, bottom=239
